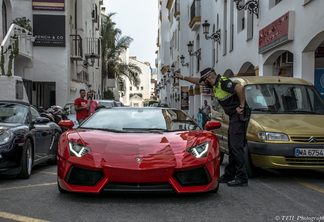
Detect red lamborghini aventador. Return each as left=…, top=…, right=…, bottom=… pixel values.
left=57, top=107, right=221, bottom=193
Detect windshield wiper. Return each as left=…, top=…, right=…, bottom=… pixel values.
left=252, top=108, right=269, bottom=112
left=284, top=110, right=318, bottom=114
left=80, top=127, right=125, bottom=133
left=122, top=128, right=169, bottom=132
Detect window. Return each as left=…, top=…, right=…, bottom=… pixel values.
left=130, top=87, right=132, bottom=91
left=141, top=86, right=143, bottom=90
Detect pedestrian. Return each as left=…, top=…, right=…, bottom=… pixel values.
left=201, top=99, right=211, bottom=117
left=87, top=91, right=98, bottom=116
left=174, top=67, right=250, bottom=187
left=74, top=89, right=89, bottom=124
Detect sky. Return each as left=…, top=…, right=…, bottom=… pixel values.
left=102, top=0, right=159, bottom=67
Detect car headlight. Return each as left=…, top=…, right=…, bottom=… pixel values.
left=258, top=132, right=289, bottom=141
left=68, top=141, right=91, bottom=157
left=187, top=142, right=209, bottom=158
left=0, top=130, right=13, bottom=145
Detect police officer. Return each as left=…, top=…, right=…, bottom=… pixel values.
left=174, top=68, right=249, bottom=186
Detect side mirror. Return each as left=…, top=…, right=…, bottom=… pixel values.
left=59, top=120, right=74, bottom=130
left=205, top=121, right=221, bottom=131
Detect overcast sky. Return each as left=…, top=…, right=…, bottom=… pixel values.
left=102, top=0, right=158, bottom=67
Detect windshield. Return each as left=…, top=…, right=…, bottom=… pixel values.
left=245, top=84, right=324, bottom=114
left=0, top=103, right=28, bottom=124
left=81, top=108, right=201, bottom=132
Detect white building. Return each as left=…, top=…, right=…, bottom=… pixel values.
left=0, top=0, right=103, bottom=108
left=157, top=0, right=324, bottom=118
left=122, top=56, right=152, bottom=107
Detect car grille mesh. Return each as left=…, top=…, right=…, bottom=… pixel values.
left=290, top=136, right=324, bottom=143
left=103, top=182, right=174, bottom=193
left=285, top=158, right=324, bottom=166
left=65, top=166, right=104, bottom=186
left=173, top=166, right=211, bottom=187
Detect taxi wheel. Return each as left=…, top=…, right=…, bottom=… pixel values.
left=244, top=146, right=258, bottom=178
left=18, top=139, right=33, bottom=179
left=219, top=152, right=224, bottom=164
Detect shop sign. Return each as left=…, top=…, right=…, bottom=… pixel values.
left=33, top=15, right=65, bottom=47
left=259, top=11, right=295, bottom=54
left=32, top=0, right=64, bottom=11
left=181, top=86, right=189, bottom=110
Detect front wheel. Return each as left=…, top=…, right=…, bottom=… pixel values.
left=18, top=139, right=33, bottom=179
left=244, top=146, right=259, bottom=178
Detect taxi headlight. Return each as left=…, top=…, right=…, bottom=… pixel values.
left=187, top=142, right=209, bottom=158
left=0, top=130, right=13, bottom=145
left=258, top=132, right=289, bottom=141
left=68, top=141, right=91, bottom=157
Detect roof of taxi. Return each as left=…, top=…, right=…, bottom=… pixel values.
left=230, top=76, right=313, bottom=86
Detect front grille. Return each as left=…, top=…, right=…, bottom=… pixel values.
left=65, top=166, right=104, bottom=186
left=286, top=157, right=324, bottom=166
left=102, top=182, right=174, bottom=193
left=173, top=166, right=211, bottom=187
left=290, top=136, right=324, bottom=143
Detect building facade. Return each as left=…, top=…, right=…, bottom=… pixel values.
left=156, top=0, right=324, bottom=118
left=0, top=0, right=103, bottom=108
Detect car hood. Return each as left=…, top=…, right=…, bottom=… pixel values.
left=75, top=129, right=202, bottom=155
left=68, top=129, right=205, bottom=169
left=251, top=114, right=324, bottom=136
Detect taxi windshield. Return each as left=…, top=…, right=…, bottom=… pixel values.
left=245, top=84, right=324, bottom=114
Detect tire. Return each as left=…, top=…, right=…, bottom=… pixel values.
left=244, top=146, right=258, bottom=178
left=219, top=152, right=225, bottom=164
left=48, top=132, right=60, bottom=165
left=209, top=181, right=219, bottom=193
left=18, top=139, right=33, bottom=179
left=57, top=178, right=68, bottom=193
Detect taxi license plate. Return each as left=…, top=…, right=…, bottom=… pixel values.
left=295, top=148, right=324, bottom=157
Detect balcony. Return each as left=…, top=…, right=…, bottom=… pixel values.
left=85, top=37, right=100, bottom=59
left=70, top=35, right=83, bottom=61
left=189, top=0, right=201, bottom=31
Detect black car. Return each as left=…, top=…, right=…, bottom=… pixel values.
left=0, top=101, right=62, bottom=179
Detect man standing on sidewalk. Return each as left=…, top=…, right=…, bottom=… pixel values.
left=174, top=68, right=249, bottom=187
left=87, top=91, right=98, bottom=116
left=74, top=89, right=89, bottom=124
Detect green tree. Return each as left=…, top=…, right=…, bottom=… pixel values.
left=101, top=13, right=141, bottom=93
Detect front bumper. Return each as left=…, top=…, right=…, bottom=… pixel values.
left=57, top=156, right=220, bottom=193
left=248, top=141, right=324, bottom=168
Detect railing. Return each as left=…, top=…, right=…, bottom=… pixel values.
left=70, top=34, right=83, bottom=60
left=0, top=24, right=33, bottom=76
left=190, top=0, right=201, bottom=21
left=85, top=37, right=100, bottom=58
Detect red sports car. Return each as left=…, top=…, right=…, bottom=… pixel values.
left=57, top=107, right=221, bottom=193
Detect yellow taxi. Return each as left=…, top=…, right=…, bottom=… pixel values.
left=211, top=76, right=324, bottom=177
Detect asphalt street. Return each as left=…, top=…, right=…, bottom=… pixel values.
left=0, top=155, right=324, bottom=222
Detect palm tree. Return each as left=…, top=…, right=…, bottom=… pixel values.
left=101, top=13, right=141, bottom=97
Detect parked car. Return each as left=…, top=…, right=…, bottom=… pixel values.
left=57, top=107, right=221, bottom=193
left=63, top=103, right=78, bottom=128
left=211, top=76, right=324, bottom=177
left=115, top=101, right=124, bottom=107
left=0, top=100, right=62, bottom=179
left=97, top=100, right=118, bottom=108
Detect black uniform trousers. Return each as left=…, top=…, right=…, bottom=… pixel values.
left=223, top=113, right=248, bottom=182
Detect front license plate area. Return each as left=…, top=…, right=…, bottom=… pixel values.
left=295, top=148, right=324, bottom=157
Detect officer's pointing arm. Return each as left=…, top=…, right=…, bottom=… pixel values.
left=234, top=84, right=246, bottom=107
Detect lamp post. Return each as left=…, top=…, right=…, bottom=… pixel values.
left=187, top=41, right=201, bottom=59
left=233, top=0, right=259, bottom=18
left=180, top=55, right=189, bottom=67
left=202, top=20, right=221, bottom=44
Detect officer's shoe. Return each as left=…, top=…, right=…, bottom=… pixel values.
left=219, top=175, right=234, bottom=183
left=227, top=179, right=248, bottom=187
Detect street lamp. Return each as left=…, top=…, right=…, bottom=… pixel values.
left=187, top=41, right=201, bottom=59
left=202, top=20, right=221, bottom=44
left=233, top=0, right=259, bottom=18
left=180, top=55, right=189, bottom=67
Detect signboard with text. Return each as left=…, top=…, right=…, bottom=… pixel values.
left=32, top=0, right=65, bottom=11
left=181, top=86, right=189, bottom=110
left=259, top=11, right=295, bottom=54
left=33, top=15, right=65, bottom=47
